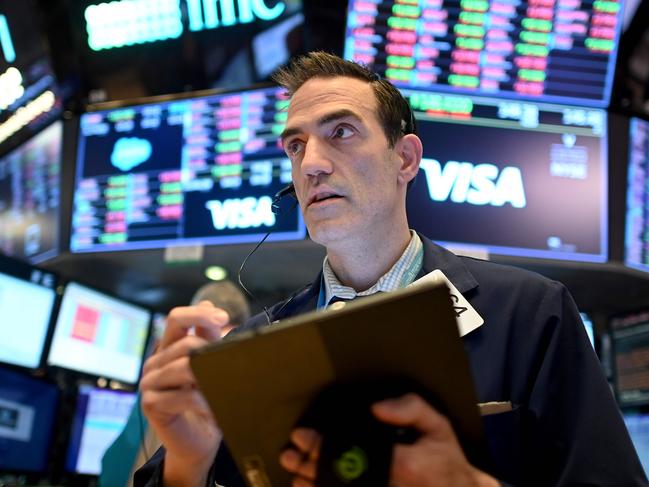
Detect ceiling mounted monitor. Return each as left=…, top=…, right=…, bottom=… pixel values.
left=625, top=117, right=649, bottom=273
left=405, top=90, right=608, bottom=262
left=71, top=86, right=305, bottom=253
left=0, top=120, right=63, bottom=263
left=344, top=0, right=624, bottom=107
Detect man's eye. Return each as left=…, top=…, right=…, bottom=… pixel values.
left=333, top=126, right=354, bottom=139
left=285, top=141, right=303, bottom=156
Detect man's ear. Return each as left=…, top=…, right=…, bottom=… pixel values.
left=395, top=133, right=423, bottom=186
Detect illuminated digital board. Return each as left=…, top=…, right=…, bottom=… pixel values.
left=625, top=117, right=649, bottom=273
left=344, top=0, right=623, bottom=106
left=71, top=86, right=305, bottom=252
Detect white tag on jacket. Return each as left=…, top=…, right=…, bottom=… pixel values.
left=408, top=270, right=484, bottom=337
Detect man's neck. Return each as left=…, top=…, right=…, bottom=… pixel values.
left=325, top=225, right=413, bottom=292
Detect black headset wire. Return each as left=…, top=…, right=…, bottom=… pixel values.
left=237, top=185, right=298, bottom=326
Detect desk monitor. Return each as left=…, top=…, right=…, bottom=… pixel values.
left=344, top=0, right=624, bottom=107
left=65, top=385, right=137, bottom=476
left=0, top=253, right=58, bottom=369
left=625, top=117, right=649, bottom=273
left=47, top=282, right=151, bottom=384
left=611, top=310, right=649, bottom=407
left=0, top=367, right=59, bottom=472
left=71, top=86, right=305, bottom=253
left=624, top=412, right=649, bottom=477
left=405, top=91, right=608, bottom=262
left=0, top=120, right=63, bottom=263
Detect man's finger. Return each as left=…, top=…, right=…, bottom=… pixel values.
left=279, top=448, right=317, bottom=480
left=143, top=334, right=208, bottom=374
left=372, top=393, right=454, bottom=439
left=290, top=428, right=322, bottom=461
left=160, top=305, right=228, bottom=349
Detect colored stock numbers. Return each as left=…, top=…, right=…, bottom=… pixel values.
left=625, top=118, right=649, bottom=272
left=344, top=0, right=622, bottom=105
left=72, top=87, right=304, bottom=252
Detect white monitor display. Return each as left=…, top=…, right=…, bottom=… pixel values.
left=47, top=282, right=150, bottom=383
left=65, top=385, right=137, bottom=475
left=0, top=256, right=57, bottom=368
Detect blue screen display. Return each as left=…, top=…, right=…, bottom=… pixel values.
left=405, top=91, right=608, bottom=262
left=0, top=254, right=58, bottom=369
left=71, top=86, right=305, bottom=252
left=0, top=367, right=59, bottom=472
left=66, top=385, right=137, bottom=475
left=625, top=117, right=649, bottom=273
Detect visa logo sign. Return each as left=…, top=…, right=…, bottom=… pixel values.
left=419, top=159, right=527, bottom=208
left=205, top=196, right=275, bottom=230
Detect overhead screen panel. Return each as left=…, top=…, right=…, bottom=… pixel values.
left=0, top=121, right=62, bottom=263
left=625, top=117, right=649, bottom=273
left=0, top=254, right=58, bottom=369
left=0, top=367, right=59, bottom=473
left=47, top=282, right=151, bottom=383
left=71, top=86, right=305, bottom=252
left=344, top=0, right=623, bottom=106
left=405, top=91, right=607, bottom=261
left=66, top=385, right=137, bottom=476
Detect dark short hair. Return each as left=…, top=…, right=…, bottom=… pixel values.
left=272, top=51, right=415, bottom=147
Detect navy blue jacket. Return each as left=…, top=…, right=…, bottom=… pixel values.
left=135, top=238, right=647, bottom=486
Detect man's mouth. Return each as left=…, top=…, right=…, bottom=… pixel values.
left=308, top=191, right=344, bottom=206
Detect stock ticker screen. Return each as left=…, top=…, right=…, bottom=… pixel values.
left=0, top=121, right=62, bottom=263
left=405, top=90, right=607, bottom=261
left=611, top=310, right=649, bottom=407
left=344, top=0, right=622, bottom=106
left=625, top=118, right=649, bottom=273
left=71, top=86, right=305, bottom=252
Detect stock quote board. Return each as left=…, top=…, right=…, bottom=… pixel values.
left=626, top=117, right=649, bottom=273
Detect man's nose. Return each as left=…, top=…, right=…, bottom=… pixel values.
left=300, top=138, right=333, bottom=178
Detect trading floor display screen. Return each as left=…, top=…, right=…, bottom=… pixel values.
left=66, top=386, right=137, bottom=476
left=71, top=86, right=305, bottom=252
left=624, top=412, right=649, bottom=477
left=0, top=254, right=58, bottom=369
left=611, top=310, right=649, bottom=407
left=47, top=282, right=151, bottom=384
left=405, top=90, right=607, bottom=261
left=0, top=367, right=59, bottom=473
left=344, top=0, right=623, bottom=106
left=0, top=121, right=62, bottom=263
left=625, top=117, right=649, bottom=273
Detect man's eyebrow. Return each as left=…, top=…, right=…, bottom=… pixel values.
left=280, top=109, right=363, bottom=142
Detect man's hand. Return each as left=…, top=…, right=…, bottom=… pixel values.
left=140, top=301, right=229, bottom=487
left=279, top=393, right=499, bottom=487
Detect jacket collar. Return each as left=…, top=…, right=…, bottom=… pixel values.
left=418, top=234, right=479, bottom=295
left=269, top=236, right=479, bottom=321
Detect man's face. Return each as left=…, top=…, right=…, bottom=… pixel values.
left=280, top=76, right=406, bottom=248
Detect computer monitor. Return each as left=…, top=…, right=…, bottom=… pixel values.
left=47, top=282, right=151, bottom=384
left=405, top=91, right=608, bottom=262
left=70, top=85, right=305, bottom=252
left=611, top=310, right=649, bottom=407
left=65, top=385, right=137, bottom=476
left=343, top=0, right=624, bottom=107
left=0, top=120, right=63, bottom=263
left=624, top=412, right=649, bottom=477
left=0, top=253, right=58, bottom=369
left=625, top=117, right=649, bottom=273
left=580, top=312, right=595, bottom=349
left=0, top=367, right=59, bottom=472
